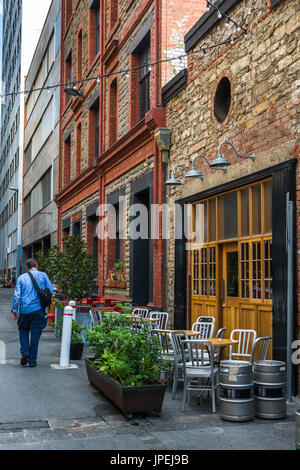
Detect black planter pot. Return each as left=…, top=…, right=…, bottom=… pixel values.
left=85, top=357, right=166, bottom=417
left=70, top=343, right=83, bottom=360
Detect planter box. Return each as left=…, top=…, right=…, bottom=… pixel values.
left=85, top=357, right=166, bottom=417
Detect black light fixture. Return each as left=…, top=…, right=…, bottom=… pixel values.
left=64, top=85, right=83, bottom=98
left=210, top=141, right=255, bottom=168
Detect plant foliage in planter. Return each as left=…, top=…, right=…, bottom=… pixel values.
left=86, top=313, right=169, bottom=387
left=115, top=303, right=133, bottom=315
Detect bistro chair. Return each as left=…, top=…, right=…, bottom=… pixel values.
left=215, top=327, right=226, bottom=339
left=170, top=331, right=189, bottom=399
left=229, top=329, right=257, bottom=361
left=180, top=339, right=219, bottom=413
left=149, top=312, right=169, bottom=330
left=151, top=329, right=174, bottom=384
left=250, top=336, right=271, bottom=364
left=132, top=308, right=150, bottom=319
left=196, top=316, right=215, bottom=325
left=89, top=308, right=102, bottom=326
left=191, top=321, right=215, bottom=338
left=130, top=316, right=144, bottom=333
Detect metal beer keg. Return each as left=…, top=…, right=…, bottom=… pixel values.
left=219, top=360, right=254, bottom=422
left=253, top=360, right=286, bottom=419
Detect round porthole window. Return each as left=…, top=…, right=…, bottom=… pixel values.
left=214, top=76, right=231, bottom=123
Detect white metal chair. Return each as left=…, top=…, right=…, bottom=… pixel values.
left=191, top=321, right=215, bottom=338
left=229, top=329, right=257, bottom=361
left=250, top=336, right=271, bottom=364
left=89, top=308, right=102, bottom=326
left=132, top=308, right=150, bottom=318
left=196, top=316, right=215, bottom=325
left=149, top=312, right=169, bottom=330
left=151, top=329, right=174, bottom=384
left=170, top=331, right=189, bottom=399
left=215, top=327, right=226, bottom=338
left=180, top=339, right=219, bottom=412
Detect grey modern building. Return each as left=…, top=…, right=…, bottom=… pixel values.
left=0, top=0, right=53, bottom=282
left=22, top=0, right=61, bottom=266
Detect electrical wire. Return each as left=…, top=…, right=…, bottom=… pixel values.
left=0, top=32, right=246, bottom=100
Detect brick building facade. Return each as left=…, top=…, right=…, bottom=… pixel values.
left=162, top=0, right=300, bottom=394
left=56, top=0, right=205, bottom=305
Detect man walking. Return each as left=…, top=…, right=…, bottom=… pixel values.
left=11, top=258, right=53, bottom=367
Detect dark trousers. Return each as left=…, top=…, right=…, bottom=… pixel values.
left=17, top=310, right=47, bottom=364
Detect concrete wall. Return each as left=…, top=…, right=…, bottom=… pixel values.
left=22, top=0, right=61, bottom=252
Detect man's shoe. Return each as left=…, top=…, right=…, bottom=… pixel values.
left=20, top=354, right=29, bottom=366
left=29, top=362, right=37, bottom=368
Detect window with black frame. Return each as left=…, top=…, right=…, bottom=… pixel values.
left=139, top=40, right=150, bottom=120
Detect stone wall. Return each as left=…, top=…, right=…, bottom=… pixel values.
left=164, top=0, right=300, bottom=389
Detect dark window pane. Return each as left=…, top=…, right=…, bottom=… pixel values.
left=241, top=188, right=249, bottom=236
left=42, top=169, right=51, bottom=206
left=218, top=192, right=238, bottom=240
left=252, top=184, right=261, bottom=234
left=227, top=251, right=238, bottom=297
left=264, top=180, right=272, bottom=233
left=209, top=199, right=216, bottom=241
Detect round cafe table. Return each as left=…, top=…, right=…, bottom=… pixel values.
left=171, top=331, right=239, bottom=362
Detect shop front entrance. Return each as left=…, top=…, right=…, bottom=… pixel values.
left=190, top=179, right=273, bottom=357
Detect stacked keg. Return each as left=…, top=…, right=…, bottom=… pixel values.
left=253, top=360, right=286, bottom=419
left=219, top=360, right=254, bottom=422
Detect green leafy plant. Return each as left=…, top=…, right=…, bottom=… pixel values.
left=86, top=313, right=169, bottom=387
left=55, top=318, right=86, bottom=344
left=116, top=302, right=132, bottom=315
left=114, top=261, right=123, bottom=271
left=36, top=236, right=96, bottom=300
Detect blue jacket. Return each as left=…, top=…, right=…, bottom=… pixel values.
left=12, top=269, right=54, bottom=314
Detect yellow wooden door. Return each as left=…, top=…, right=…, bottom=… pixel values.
left=220, top=241, right=272, bottom=358
left=191, top=245, right=220, bottom=330
left=221, top=243, right=240, bottom=338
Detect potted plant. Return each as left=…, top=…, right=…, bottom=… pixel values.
left=36, top=236, right=96, bottom=327
left=55, top=318, right=86, bottom=360
left=85, top=313, right=169, bottom=417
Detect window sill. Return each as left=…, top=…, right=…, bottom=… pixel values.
left=64, top=17, right=73, bottom=40
left=88, top=51, right=101, bottom=76
left=104, top=281, right=127, bottom=289
left=105, top=18, right=121, bottom=49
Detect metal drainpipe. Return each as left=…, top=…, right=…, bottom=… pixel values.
left=164, top=161, right=169, bottom=313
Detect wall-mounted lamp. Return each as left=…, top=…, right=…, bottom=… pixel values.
left=154, top=128, right=171, bottom=163
left=210, top=140, right=255, bottom=168
left=64, top=86, right=84, bottom=98
left=165, top=154, right=227, bottom=186
left=165, top=164, right=186, bottom=186
left=185, top=154, right=227, bottom=179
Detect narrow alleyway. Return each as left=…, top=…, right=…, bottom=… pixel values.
left=0, top=289, right=298, bottom=450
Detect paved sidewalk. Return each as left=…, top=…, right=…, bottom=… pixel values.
left=0, top=289, right=298, bottom=450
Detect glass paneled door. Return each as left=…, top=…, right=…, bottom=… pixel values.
left=222, top=243, right=240, bottom=335
left=190, top=179, right=273, bottom=357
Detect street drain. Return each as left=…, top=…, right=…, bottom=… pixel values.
left=0, top=420, right=49, bottom=433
